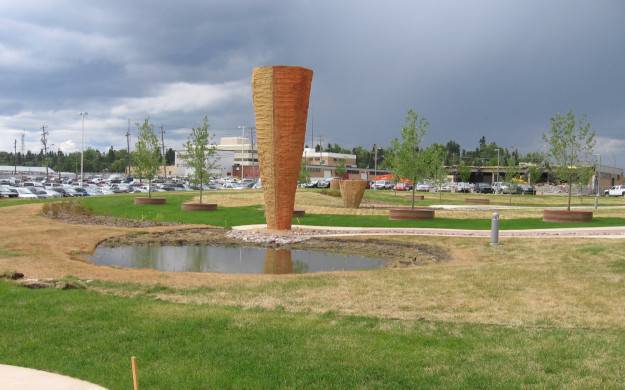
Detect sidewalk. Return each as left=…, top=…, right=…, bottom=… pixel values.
left=0, top=364, right=106, bottom=390
left=233, top=224, right=625, bottom=239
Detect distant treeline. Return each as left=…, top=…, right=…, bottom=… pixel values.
left=0, top=136, right=545, bottom=173
left=0, top=147, right=175, bottom=173
left=315, top=135, right=544, bottom=169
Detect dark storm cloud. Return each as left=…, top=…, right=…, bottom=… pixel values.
left=1, top=0, right=624, bottom=165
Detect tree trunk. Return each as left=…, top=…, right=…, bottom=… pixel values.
left=567, top=175, right=572, bottom=211
left=199, top=172, right=203, bottom=204
left=411, top=183, right=416, bottom=209
left=148, top=179, right=152, bottom=198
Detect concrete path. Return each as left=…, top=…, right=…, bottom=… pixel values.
left=233, top=224, right=625, bottom=239
left=429, top=204, right=625, bottom=211
left=0, top=364, right=106, bottom=390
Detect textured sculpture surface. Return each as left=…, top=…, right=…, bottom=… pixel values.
left=252, top=66, right=313, bottom=230
left=339, top=179, right=367, bottom=208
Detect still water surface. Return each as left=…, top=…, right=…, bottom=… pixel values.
left=91, top=244, right=385, bottom=274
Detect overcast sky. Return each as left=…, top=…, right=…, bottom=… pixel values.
left=1, top=0, right=624, bottom=166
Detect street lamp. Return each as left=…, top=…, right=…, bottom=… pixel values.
left=593, top=153, right=601, bottom=210
left=237, top=125, right=246, bottom=179
left=79, top=112, right=88, bottom=187
left=495, top=148, right=501, bottom=184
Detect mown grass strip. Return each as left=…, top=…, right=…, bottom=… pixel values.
left=1, top=281, right=625, bottom=389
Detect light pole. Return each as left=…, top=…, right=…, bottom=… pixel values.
left=237, top=125, right=245, bottom=179
left=495, top=148, right=501, bottom=184
left=593, top=153, right=601, bottom=210
left=79, top=112, right=88, bottom=187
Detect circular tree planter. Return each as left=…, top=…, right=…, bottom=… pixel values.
left=293, top=208, right=306, bottom=217
left=543, top=209, right=593, bottom=223
left=465, top=198, right=490, bottom=204
left=329, top=179, right=341, bottom=190
left=389, top=207, right=435, bottom=220
left=134, top=197, right=166, bottom=205
left=339, top=179, right=368, bottom=208
left=181, top=203, right=217, bottom=211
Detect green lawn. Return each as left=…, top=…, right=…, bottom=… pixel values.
left=0, top=197, right=52, bottom=208
left=81, top=193, right=266, bottom=228
left=1, top=281, right=624, bottom=389
left=79, top=193, right=625, bottom=230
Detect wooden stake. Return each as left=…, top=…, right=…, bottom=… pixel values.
left=131, top=356, right=139, bottom=390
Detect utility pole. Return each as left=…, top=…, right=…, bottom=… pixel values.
left=237, top=125, right=246, bottom=179
left=126, top=119, right=131, bottom=176
left=495, top=148, right=501, bottom=185
left=20, top=132, right=25, bottom=156
left=373, top=144, right=378, bottom=185
left=14, top=139, right=17, bottom=175
left=79, top=112, right=88, bottom=187
left=594, top=153, right=601, bottom=210
left=249, top=127, right=257, bottom=179
left=160, top=125, right=166, bottom=179
left=41, top=123, right=49, bottom=182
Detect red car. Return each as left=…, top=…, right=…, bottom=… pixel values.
left=394, top=182, right=412, bottom=191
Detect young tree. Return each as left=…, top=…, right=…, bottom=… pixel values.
left=134, top=118, right=161, bottom=198
left=543, top=111, right=596, bottom=211
left=183, top=116, right=219, bottom=204
left=426, top=144, right=447, bottom=201
left=389, top=109, right=429, bottom=208
left=458, top=163, right=471, bottom=183
left=526, top=164, right=542, bottom=186
left=335, top=159, right=346, bottom=178
left=503, top=157, right=519, bottom=204
left=298, top=160, right=310, bottom=184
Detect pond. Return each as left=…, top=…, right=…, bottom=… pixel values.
left=90, top=244, right=385, bottom=274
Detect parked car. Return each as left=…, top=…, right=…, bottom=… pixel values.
left=606, top=185, right=625, bottom=197
left=372, top=180, right=393, bottom=190
left=14, top=187, right=38, bottom=198
left=27, top=188, right=52, bottom=199
left=0, top=185, right=18, bottom=198
left=455, top=182, right=472, bottom=193
left=316, top=179, right=331, bottom=189
left=415, top=183, right=432, bottom=192
left=474, top=183, right=493, bottom=194
left=394, top=182, right=412, bottom=191
left=518, top=184, right=536, bottom=195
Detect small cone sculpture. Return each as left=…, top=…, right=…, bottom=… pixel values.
left=252, top=66, right=313, bottom=230
left=339, top=179, right=368, bottom=208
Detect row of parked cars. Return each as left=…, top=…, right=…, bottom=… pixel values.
left=369, top=180, right=537, bottom=195
left=0, top=175, right=264, bottom=199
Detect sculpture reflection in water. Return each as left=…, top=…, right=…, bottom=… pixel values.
left=262, top=249, right=309, bottom=274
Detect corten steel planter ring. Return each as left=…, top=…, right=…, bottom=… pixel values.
left=389, top=207, right=435, bottom=220
left=329, top=179, right=341, bottom=190
left=252, top=65, right=313, bottom=230
left=134, top=197, right=166, bottom=205
left=543, top=209, right=593, bottom=223
left=465, top=198, right=490, bottom=204
left=339, top=179, right=368, bottom=208
left=181, top=203, right=218, bottom=211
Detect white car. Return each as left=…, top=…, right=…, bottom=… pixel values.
left=606, top=185, right=625, bottom=197
left=416, top=183, right=432, bottom=192
left=372, top=180, right=393, bottom=190
left=15, top=187, right=38, bottom=198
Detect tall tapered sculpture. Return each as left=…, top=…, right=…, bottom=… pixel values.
left=252, top=66, right=313, bottom=230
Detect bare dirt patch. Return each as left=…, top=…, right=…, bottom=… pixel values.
left=3, top=202, right=625, bottom=329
